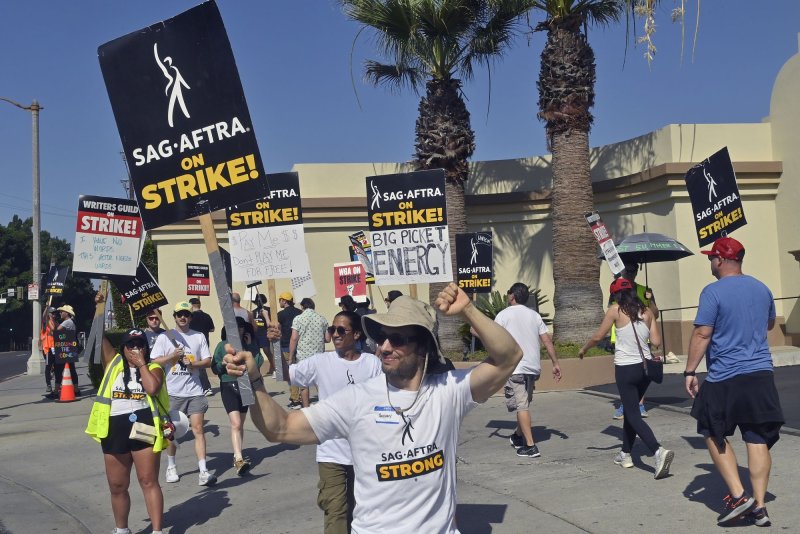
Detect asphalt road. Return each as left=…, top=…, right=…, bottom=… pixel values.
left=0, top=352, right=28, bottom=383
left=588, top=365, right=800, bottom=431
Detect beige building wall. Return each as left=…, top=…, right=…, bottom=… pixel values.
left=150, top=39, right=799, bottom=352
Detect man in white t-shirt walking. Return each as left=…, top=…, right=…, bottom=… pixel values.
left=223, top=283, right=523, bottom=533
left=493, top=282, right=561, bottom=458
left=150, top=301, right=216, bottom=486
left=290, top=310, right=382, bottom=534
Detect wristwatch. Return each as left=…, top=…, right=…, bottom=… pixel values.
left=683, top=370, right=696, bottom=377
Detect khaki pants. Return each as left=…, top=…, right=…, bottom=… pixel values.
left=317, top=462, right=354, bottom=534
left=282, top=350, right=300, bottom=402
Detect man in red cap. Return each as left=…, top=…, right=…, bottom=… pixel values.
left=685, top=237, right=784, bottom=527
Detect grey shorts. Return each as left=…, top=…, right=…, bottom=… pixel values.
left=504, top=374, right=538, bottom=412
left=169, top=395, right=208, bottom=416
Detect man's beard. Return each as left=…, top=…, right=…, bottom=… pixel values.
left=382, top=354, right=422, bottom=381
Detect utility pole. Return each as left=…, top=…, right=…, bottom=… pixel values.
left=2, top=97, right=44, bottom=374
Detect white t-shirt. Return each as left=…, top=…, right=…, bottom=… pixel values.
left=614, top=319, right=653, bottom=366
left=150, top=329, right=211, bottom=398
left=109, top=367, right=149, bottom=416
left=304, top=370, right=478, bottom=534
left=290, top=351, right=383, bottom=464
left=494, top=305, right=549, bottom=375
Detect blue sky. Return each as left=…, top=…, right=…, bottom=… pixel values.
left=1, top=0, right=798, bottom=243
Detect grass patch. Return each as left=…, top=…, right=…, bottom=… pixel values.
left=453, top=343, right=612, bottom=363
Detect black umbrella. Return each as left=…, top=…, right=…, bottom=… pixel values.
left=614, top=233, right=694, bottom=264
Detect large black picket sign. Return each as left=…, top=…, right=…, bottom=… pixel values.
left=684, top=147, right=747, bottom=247
left=455, top=232, right=493, bottom=293
left=98, top=0, right=268, bottom=230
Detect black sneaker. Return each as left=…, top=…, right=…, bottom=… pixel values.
left=749, top=506, right=771, bottom=527
left=516, top=444, right=541, bottom=458
left=287, top=400, right=302, bottom=410
left=45, top=385, right=52, bottom=394
left=717, top=492, right=755, bottom=525
left=509, top=433, right=524, bottom=449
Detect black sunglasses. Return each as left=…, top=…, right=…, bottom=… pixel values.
left=374, top=331, right=419, bottom=347
left=125, top=341, right=146, bottom=350
left=327, top=326, right=352, bottom=336
left=147, top=316, right=160, bottom=321
left=175, top=311, right=192, bottom=318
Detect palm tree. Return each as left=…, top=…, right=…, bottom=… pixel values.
left=341, top=0, right=533, bottom=352
left=532, top=0, right=623, bottom=343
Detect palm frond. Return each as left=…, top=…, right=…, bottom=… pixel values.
left=364, top=60, right=424, bottom=92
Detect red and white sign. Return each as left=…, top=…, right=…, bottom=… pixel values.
left=186, top=264, right=211, bottom=296
left=585, top=211, right=624, bottom=275
left=72, top=195, right=143, bottom=278
left=332, top=262, right=367, bottom=304
left=27, top=283, right=39, bottom=301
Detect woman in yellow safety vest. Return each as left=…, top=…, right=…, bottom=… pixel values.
left=85, top=327, right=170, bottom=534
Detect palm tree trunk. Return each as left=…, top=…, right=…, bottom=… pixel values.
left=550, top=129, right=604, bottom=343
left=414, top=78, right=474, bottom=354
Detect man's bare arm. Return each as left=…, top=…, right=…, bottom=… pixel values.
left=685, top=325, right=713, bottom=398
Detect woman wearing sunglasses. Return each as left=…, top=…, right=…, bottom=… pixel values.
left=85, top=327, right=170, bottom=534
left=290, top=311, right=382, bottom=534
left=211, top=316, right=263, bottom=476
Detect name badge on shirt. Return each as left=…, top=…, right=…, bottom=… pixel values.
left=373, top=405, right=401, bottom=425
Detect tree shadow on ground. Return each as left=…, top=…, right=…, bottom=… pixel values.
left=484, top=420, right=568, bottom=443
left=156, top=488, right=231, bottom=534
left=455, top=503, right=507, bottom=534
left=684, top=462, right=775, bottom=518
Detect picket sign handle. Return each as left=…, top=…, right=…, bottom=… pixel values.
left=197, top=210, right=255, bottom=406
left=409, top=284, right=418, bottom=300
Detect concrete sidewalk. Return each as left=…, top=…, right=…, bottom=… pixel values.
left=1, top=362, right=798, bottom=533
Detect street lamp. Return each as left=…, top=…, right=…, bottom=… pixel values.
left=1, top=97, right=44, bottom=374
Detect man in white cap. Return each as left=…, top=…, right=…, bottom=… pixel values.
left=223, top=283, right=522, bottom=533
left=54, top=304, right=80, bottom=397
left=150, top=302, right=216, bottom=486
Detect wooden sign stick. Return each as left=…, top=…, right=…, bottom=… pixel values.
left=198, top=208, right=255, bottom=406
left=409, top=284, right=418, bottom=300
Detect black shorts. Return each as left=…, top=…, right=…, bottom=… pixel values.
left=101, top=408, right=156, bottom=454
left=221, top=381, right=249, bottom=414
left=691, top=370, right=784, bottom=450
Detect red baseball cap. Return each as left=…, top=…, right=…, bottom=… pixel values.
left=610, top=277, right=634, bottom=294
left=701, top=237, right=745, bottom=261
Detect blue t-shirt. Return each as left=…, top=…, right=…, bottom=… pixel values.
left=694, top=275, right=775, bottom=382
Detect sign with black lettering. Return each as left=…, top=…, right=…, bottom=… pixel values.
left=684, top=147, right=747, bottom=246
left=456, top=232, right=493, bottom=293
left=585, top=211, right=624, bottom=275
left=349, top=230, right=375, bottom=284
left=109, top=262, right=168, bottom=317
left=225, top=172, right=308, bottom=281
left=366, top=169, right=451, bottom=285
left=186, top=264, right=210, bottom=296
left=73, top=195, right=143, bottom=278
left=98, top=1, right=268, bottom=230
left=42, top=265, right=69, bottom=296
left=333, top=262, right=367, bottom=304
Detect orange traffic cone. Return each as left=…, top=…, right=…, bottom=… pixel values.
left=58, top=363, right=77, bottom=403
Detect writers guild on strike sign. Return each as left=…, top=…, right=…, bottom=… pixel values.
left=73, top=195, right=143, bottom=278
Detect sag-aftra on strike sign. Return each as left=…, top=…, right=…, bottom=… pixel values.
left=98, top=1, right=268, bottom=230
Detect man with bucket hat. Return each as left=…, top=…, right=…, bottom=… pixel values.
left=54, top=304, right=80, bottom=397
left=223, top=283, right=522, bottom=533
left=685, top=237, right=784, bottom=527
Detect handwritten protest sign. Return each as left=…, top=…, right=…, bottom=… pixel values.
left=226, top=173, right=308, bottom=281
left=456, top=232, right=493, bottom=293
left=73, top=195, right=142, bottom=278
left=109, top=262, right=168, bottom=317
left=291, top=253, right=317, bottom=299
left=366, top=169, right=451, bottom=285
left=333, top=262, right=368, bottom=304
left=186, top=264, right=210, bottom=296
left=98, top=1, right=268, bottom=229
left=684, top=147, right=747, bottom=246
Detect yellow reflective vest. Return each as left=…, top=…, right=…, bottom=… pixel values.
left=85, top=355, right=170, bottom=452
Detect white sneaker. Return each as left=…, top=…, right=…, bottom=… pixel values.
left=613, top=451, right=634, bottom=468
left=165, top=465, right=179, bottom=483
left=198, top=470, right=217, bottom=486
left=111, top=529, right=132, bottom=534
left=654, top=447, right=674, bottom=479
